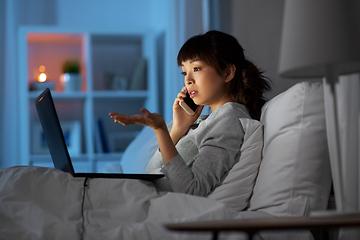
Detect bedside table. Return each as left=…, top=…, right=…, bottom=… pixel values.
left=165, top=214, right=360, bottom=240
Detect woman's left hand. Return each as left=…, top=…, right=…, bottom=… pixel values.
left=109, top=108, right=166, bottom=131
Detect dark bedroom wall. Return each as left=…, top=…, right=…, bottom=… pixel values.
left=229, top=0, right=360, bottom=99
left=218, top=0, right=233, bottom=34
left=230, top=0, right=299, bottom=99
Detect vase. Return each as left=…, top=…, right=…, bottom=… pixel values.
left=61, top=73, right=82, bottom=92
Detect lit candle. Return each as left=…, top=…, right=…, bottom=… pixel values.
left=30, top=65, right=55, bottom=91
left=38, top=73, right=47, bottom=82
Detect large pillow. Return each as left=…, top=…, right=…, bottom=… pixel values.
left=208, top=118, right=263, bottom=211
left=120, top=122, right=172, bottom=173
left=248, top=82, right=332, bottom=216
left=119, top=126, right=160, bottom=173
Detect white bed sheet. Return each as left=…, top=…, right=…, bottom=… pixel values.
left=0, top=166, right=313, bottom=240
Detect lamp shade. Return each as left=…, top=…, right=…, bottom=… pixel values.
left=279, top=0, right=360, bottom=78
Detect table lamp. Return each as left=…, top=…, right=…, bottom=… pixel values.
left=278, top=0, right=360, bottom=213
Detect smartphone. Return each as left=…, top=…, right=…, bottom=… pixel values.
left=179, top=91, right=198, bottom=116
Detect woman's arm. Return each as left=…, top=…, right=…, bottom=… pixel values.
left=153, top=124, right=178, bottom=164
left=109, top=87, right=203, bottom=165
left=162, top=103, right=249, bottom=196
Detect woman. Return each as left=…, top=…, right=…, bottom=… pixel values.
left=110, top=30, right=271, bottom=197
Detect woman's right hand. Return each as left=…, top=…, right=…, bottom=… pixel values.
left=170, top=87, right=203, bottom=143
left=109, top=108, right=166, bottom=131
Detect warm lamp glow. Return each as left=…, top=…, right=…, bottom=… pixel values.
left=38, top=73, right=47, bottom=82
left=37, top=65, right=47, bottom=82
left=39, top=65, right=46, bottom=73
left=31, top=65, right=55, bottom=91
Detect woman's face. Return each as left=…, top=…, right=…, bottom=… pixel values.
left=181, top=59, right=234, bottom=111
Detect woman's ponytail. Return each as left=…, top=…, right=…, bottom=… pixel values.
left=230, top=60, right=271, bottom=120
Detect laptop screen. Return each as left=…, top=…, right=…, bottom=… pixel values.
left=35, top=88, right=76, bottom=175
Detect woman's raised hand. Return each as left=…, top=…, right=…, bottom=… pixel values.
left=109, top=108, right=166, bottom=131
left=110, top=108, right=178, bottom=163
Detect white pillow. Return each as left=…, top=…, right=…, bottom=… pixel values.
left=120, top=126, right=159, bottom=173
left=248, top=82, right=332, bottom=216
left=208, top=118, right=263, bottom=211
left=120, top=122, right=172, bottom=173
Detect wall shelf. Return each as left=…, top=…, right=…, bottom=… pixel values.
left=18, top=26, right=158, bottom=173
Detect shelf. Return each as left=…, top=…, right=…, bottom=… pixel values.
left=27, top=33, right=83, bottom=45
left=19, top=27, right=158, bottom=173
left=26, top=32, right=86, bottom=92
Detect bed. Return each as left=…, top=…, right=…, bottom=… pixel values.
left=0, top=82, right=332, bottom=240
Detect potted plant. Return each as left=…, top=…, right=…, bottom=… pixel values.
left=61, top=59, right=82, bottom=92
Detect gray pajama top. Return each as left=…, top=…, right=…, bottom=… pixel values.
left=146, top=102, right=250, bottom=197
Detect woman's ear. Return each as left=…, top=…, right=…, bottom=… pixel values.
left=225, top=64, right=236, bottom=83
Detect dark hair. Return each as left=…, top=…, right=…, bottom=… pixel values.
left=177, top=30, right=271, bottom=120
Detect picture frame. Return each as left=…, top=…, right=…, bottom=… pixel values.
left=32, top=121, right=82, bottom=156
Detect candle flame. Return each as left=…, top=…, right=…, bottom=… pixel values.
left=39, top=65, right=46, bottom=72
left=38, top=73, right=47, bottom=82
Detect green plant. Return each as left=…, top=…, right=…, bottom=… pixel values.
left=62, top=60, right=81, bottom=73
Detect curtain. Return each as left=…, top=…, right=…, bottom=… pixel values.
left=0, top=0, right=20, bottom=168
left=0, top=0, right=58, bottom=168
left=162, top=0, right=213, bottom=122
left=0, top=0, right=5, bottom=168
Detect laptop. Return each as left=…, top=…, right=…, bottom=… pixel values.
left=35, top=88, right=164, bottom=181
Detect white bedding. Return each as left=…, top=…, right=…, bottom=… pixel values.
left=0, top=82, right=329, bottom=240
left=0, top=166, right=313, bottom=240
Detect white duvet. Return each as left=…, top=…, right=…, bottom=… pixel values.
left=0, top=166, right=313, bottom=240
